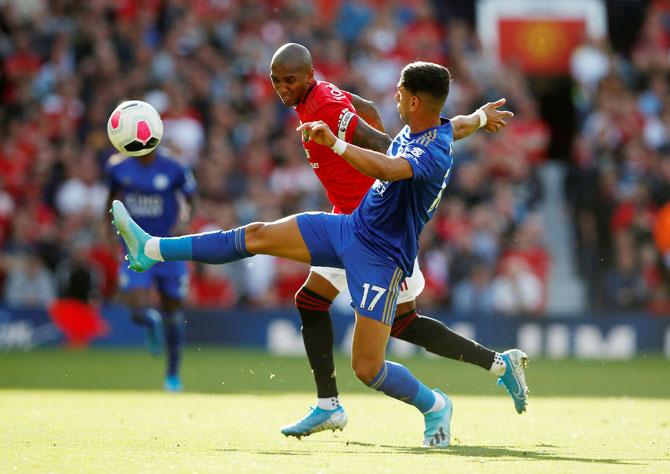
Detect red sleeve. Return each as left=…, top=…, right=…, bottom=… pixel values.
left=320, top=101, right=359, bottom=144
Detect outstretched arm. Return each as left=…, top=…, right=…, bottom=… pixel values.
left=451, top=98, right=514, bottom=141
left=298, top=121, right=412, bottom=182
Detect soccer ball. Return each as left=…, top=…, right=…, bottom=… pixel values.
left=107, top=100, right=163, bottom=157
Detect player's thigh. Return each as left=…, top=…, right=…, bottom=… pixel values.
left=343, top=242, right=405, bottom=327
left=398, top=259, right=426, bottom=306
left=118, top=265, right=153, bottom=307
left=295, top=212, right=351, bottom=268
left=245, top=215, right=311, bottom=263
left=154, top=261, right=189, bottom=304
left=306, top=267, right=346, bottom=301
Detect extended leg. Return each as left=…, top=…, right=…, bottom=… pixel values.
left=391, top=301, right=528, bottom=414
left=111, top=200, right=312, bottom=272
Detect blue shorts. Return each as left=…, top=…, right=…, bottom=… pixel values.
left=119, top=260, right=189, bottom=300
left=297, top=212, right=404, bottom=325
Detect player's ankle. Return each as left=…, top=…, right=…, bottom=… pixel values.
left=317, top=396, right=340, bottom=410
left=489, top=352, right=507, bottom=377
left=145, top=237, right=164, bottom=261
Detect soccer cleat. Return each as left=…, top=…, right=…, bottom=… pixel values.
left=281, top=406, right=348, bottom=439
left=422, top=389, right=453, bottom=448
left=164, top=375, right=183, bottom=392
left=110, top=200, right=157, bottom=273
left=145, top=309, right=163, bottom=356
left=497, top=349, right=529, bottom=414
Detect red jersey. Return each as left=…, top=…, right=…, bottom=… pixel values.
left=295, top=81, right=374, bottom=214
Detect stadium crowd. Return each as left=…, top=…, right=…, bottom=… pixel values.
left=6, top=0, right=649, bottom=316
left=567, top=0, right=670, bottom=314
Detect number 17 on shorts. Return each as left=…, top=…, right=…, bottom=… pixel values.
left=347, top=266, right=404, bottom=325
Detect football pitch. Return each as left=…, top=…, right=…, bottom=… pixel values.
left=2, top=349, right=669, bottom=473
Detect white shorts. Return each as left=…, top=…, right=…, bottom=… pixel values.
left=311, top=258, right=425, bottom=305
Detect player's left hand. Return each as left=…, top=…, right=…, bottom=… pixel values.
left=480, top=98, right=514, bottom=133
left=297, top=121, right=336, bottom=147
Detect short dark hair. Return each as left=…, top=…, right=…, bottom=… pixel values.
left=400, top=61, right=451, bottom=105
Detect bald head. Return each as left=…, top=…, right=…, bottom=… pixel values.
left=270, top=43, right=315, bottom=107
left=271, top=43, right=313, bottom=73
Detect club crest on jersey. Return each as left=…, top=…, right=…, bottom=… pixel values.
left=153, top=174, right=169, bottom=190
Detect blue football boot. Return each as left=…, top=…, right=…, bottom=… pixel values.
left=422, top=389, right=453, bottom=448
left=110, top=200, right=157, bottom=273
left=497, top=349, right=529, bottom=414
left=281, top=406, right=348, bottom=439
left=164, top=374, right=183, bottom=392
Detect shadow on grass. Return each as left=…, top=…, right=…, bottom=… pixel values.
left=359, top=440, right=645, bottom=465
left=231, top=440, right=644, bottom=466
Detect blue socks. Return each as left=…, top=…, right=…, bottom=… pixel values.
left=162, top=310, right=184, bottom=378
left=160, top=228, right=252, bottom=263
left=368, top=360, right=436, bottom=413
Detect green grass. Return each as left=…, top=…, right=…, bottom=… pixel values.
left=1, top=348, right=669, bottom=397
left=1, top=349, right=670, bottom=473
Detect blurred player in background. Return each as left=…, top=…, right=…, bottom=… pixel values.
left=269, top=43, right=528, bottom=438
left=105, top=147, right=197, bottom=392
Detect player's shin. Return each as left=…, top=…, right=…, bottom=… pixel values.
left=296, top=288, right=339, bottom=408
left=151, top=228, right=253, bottom=264
left=161, top=310, right=184, bottom=379
left=367, top=361, right=442, bottom=414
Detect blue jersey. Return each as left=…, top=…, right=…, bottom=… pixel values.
left=104, top=150, right=196, bottom=237
left=352, top=118, right=453, bottom=275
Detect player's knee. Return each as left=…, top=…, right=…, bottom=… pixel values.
left=351, top=357, right=383, bottom=385
left=295, top=286, right=332, bottom=312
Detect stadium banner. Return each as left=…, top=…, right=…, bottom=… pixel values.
left=476, top=0, right=607, bottom=74
left=1, top=305, right=669, bottom=359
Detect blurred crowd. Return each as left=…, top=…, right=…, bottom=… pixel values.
left=567, top=0, right=670, bottom=314
left=1, top=0, right=552, bottom=315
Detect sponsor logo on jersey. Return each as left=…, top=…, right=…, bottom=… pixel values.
left=338, top=108, right=354, bottom=140
left=372, top=179, right=389, bottom=197
left=126, top=193, right=164, bottom=218
left=310, top=162, right=319, bottom=169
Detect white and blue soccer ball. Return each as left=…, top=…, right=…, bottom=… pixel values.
left=107, top=100, right=163, bottom=157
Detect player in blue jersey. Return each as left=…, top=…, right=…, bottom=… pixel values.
left=105, top=147, right=197, bottom=392
left=110, top=61, right=520, bottom=447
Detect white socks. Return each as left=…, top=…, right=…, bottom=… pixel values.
left=490, top=352, right=507, bottom=377
left=317, top=396, right=340, bottom=410
left=425, top=390, right=446, bottom=413
left=144, top=237, right=164, bottom=261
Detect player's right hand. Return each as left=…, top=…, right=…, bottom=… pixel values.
left=296, top=121, right=336, bottom=147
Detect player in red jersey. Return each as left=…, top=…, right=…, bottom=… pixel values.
left=270, top=43, right=527, bottom=438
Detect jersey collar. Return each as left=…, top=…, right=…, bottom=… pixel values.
left=298, top=80, right=317, bottom=106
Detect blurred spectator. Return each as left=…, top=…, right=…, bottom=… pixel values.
left=491, top=256, right=544, bottom=316
left=3, top=251, right=56, bottom=308
left=0, top=0, right=552, bottom=316
left=451, top=264, right=495, bottom=315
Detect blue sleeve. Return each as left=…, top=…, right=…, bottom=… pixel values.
left=399, top=144, right=436, bottom=181
left=103, top=161, right=118, bottom=192
left=177, top=165, right=197, bottom=196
